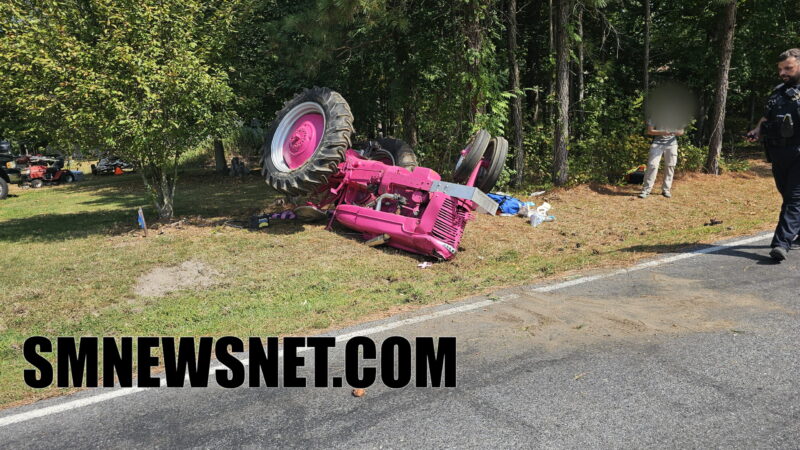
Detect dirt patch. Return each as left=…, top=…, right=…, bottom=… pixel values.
left=441, top=274, right=787, bottom=353
left=134, top=260, right=220, bottom=297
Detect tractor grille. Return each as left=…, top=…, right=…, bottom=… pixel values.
left=432, top=197, right=469, bottom=251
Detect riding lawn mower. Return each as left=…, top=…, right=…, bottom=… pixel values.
left=261, top=87, right=508, bottom=260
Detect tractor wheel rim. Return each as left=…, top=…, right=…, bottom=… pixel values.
left=271, top=102, right=326, bottom=172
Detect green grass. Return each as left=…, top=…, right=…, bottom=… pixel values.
left=0, top=162, right=781, bottom=407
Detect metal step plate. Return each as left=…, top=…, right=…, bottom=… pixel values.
left=429, top=181, right=499, bottom=215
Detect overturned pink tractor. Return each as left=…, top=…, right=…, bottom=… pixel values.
left=261, top=87, right=507, bottom=260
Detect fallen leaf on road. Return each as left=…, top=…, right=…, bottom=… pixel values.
left=352, top=388, right=366, bottom=397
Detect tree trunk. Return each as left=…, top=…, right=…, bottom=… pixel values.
left=577, top=7, right=585, bottom=127
left=214, top=139, right=226, bottom=174
left=508, top=0, right=525, bottom=187
left=402, top=100, right=419, bottom=149
left=465, top=0, right=484, bottom=123
left=139, top=163, right=176, bottom=220
left=705, top=0, right=737, bottom=175
left=548, top=0, right=555, bottom=122
left=643, top=0, right=650, bottom=112
left=553, top=0, right=571, bottom=186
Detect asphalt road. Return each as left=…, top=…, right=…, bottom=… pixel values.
left=2, top=232, right=799, bottom=448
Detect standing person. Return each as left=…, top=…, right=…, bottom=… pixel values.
left=747, top=48, right=800, bottom=262
left=638, top=122, right=685, bottom=199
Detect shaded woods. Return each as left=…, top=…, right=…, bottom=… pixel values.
left=2, top=0, right=800, bottom=217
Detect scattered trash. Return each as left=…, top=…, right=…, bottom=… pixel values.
left=529, top=202, right=552, bottom=227
left=487, top=193, right=525, bottom=215
left=517, top=201, right=536, bottom=217
left=574, top=372, right=588, bottom=381
left=530, top=190, right=547, bottom=197
left=248, top=211, right=297, bottom=229
left=137, top=207, right=148, bottom=237
left=418, top=262, right=433, bottom=269
left=352, top=388, right=366, bottom=397
left=704, top=218, right=723, bottom=226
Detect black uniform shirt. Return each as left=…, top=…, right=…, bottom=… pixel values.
left=765, top=83, right=800, bottom=122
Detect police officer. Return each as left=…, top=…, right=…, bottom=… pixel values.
left=747, top=48, right=800, bottom=262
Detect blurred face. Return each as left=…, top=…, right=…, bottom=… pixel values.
left=778, top=56, right=800, bottom=85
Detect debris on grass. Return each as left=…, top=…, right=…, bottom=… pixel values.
left=418, top=262, right=433, bottom=269
left=704, top=218, right=724, bottom=226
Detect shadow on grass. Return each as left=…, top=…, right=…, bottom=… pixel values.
left=0, top=210, right=135, bottom=242
left=329, top=222, right=438, bottom=262
left=588, top=183, right=639, bottom=197
left=0, top=171, right=288, bottom=242
left=620, top=242, right=776, bottom=264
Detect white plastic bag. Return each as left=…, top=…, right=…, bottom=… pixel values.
left=530, top=202, right=551, bottom=227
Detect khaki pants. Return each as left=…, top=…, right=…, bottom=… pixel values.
left=641, top=142, right=678, bottom=194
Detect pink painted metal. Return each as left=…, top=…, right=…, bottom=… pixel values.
left=283, top=113, right=324, bottom=169
left=317, top=150, right=480, bottom=260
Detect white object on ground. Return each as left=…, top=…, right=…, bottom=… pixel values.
left=530, top=202, right=552, bottom=227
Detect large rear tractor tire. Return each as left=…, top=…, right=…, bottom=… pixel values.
left=261, top=87, right=355, bottom=195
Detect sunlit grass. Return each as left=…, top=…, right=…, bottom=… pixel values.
left=0, top=160, right=781, bottom=407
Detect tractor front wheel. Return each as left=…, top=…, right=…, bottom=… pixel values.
left=453, top=130, right=490, bottom=182
left=475, top=136, right=508, bottom=193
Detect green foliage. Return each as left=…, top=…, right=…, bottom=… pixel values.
left=2, top=0, right=799, bottom=194
left=0, top=0, right=238, bottom=218
left=677, top=142, right=708, bottom=172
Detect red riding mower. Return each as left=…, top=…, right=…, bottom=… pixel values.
left=17, top=155, right=75, bottom=188
left=261, top=87, right=508, bottom=260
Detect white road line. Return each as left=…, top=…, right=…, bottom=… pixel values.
left=0, top=389, right=145, bottom=427
left=0, top=232, right=773, bottom=428
left=531, top=232, right=771, bottom=293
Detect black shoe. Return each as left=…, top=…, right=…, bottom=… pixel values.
left=770, top=246, right=788, bottom=261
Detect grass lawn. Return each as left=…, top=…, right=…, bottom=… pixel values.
left=0, top=159, right=781, bottom=408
